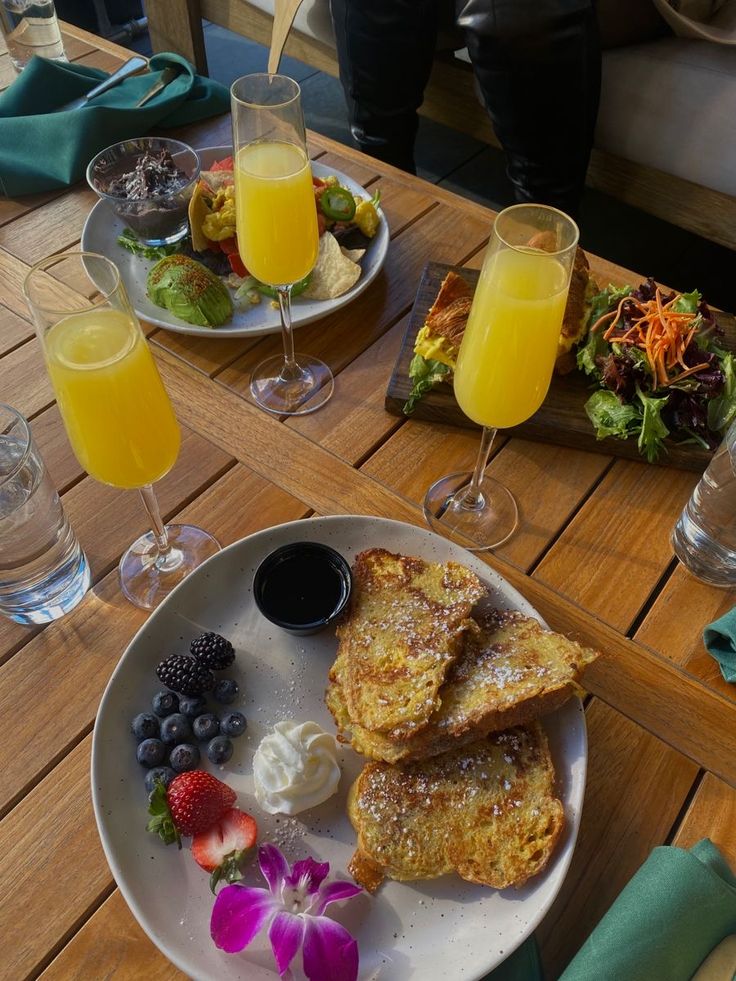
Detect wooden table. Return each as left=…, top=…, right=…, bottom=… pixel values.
left=2, top=23, right=736, bottom=981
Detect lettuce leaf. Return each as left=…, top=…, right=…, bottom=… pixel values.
left=636, top=389, right=670, bottom=462
left=584, top=390, right=641, bottom=440
left=671, top=290, right=701, bottom=314
left=576, top=327, right=608, bottom=377
left=707, top=351, right=736, bottom=433
left=403, top=355, right=451, bottom=415
left=587, top=284, right=633, bottom=329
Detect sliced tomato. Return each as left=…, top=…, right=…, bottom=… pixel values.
left=205, top=238, right=221, bottom=253
left=219, top=236, right=238, bottom=255
left=312, top=176, right=326, bottom=188
left=210, top=156, right=234, bottom=172
left=228, top=253, right=248, bottom=278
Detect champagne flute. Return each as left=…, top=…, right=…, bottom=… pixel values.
left=23, top=252, right=220, bottom=610
left=231, top=73, right=333, bottom=415
left=424, top=204, right=579, bottom=550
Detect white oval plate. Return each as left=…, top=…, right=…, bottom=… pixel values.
left=91, top=515, right=587, bottom=981
left=81, top=146, right=389, bottom=338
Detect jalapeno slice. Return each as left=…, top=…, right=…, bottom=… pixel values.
left=320, top=186, right=356, bottom=222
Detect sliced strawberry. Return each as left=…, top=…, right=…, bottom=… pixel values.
left=192, top=807, right=258, bottom=892
left=210, top=156, right=234, bottom=172
left=227, top=253, right=248, bottom=278
left=147, top=771, right=236, bottom=845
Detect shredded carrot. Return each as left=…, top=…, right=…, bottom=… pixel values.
left=591, top=286, right=707, bottom=389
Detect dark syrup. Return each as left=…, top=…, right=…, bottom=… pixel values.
left=259, top=552, right=346, bottom=626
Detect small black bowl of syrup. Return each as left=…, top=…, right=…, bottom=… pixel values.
left=253, top=542, right=352, bottom=636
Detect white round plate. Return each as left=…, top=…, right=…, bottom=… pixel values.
left=92, top=515, right=587, bottom=981
left=81, top=146, right=389, bottom=338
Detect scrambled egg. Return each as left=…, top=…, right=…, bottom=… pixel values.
left=202, top=186, right=236, bottom=242
left=413, top=324, right=457, bottom=368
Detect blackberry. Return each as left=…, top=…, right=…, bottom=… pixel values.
left=190, top=631, right=235, bottom=671
left=220, top=711, right=247, bottom=738
left=206, top=736, right=233, bottom=765
left=192, top=713, right=220, bottom=742
left=213, top=678, right=239, bottom=704
left=156, top=654, right=214, bottom=696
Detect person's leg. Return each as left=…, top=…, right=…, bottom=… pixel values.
left=457, top=0, right=600, bottom=215
left=329, top=0, right=440, bottom=172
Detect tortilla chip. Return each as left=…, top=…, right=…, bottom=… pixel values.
left=188, top=180, right=212, bottom=252
left=303, top=232, right=362, bottom=300
left=341, top=246, right=366, bottom=263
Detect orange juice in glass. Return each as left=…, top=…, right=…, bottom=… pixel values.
left=424, top=205, right=579, bottom=550
left=23, top=253, right=219, bottom=610
left=231, top=74, right=333, bottom=416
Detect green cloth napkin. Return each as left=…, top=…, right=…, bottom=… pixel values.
left=0, top=52, right=230, bottom=197
left=704, top=609, right=736, bottom=682
left=560, top=839, right=736, bottom=980
left=485, top=937, right=543, bottom=981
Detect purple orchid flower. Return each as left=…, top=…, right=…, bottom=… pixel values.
left=211, top=843, right=362, bottom=981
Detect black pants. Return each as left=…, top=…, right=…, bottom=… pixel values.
left=329, top=0, right=600, bottom=216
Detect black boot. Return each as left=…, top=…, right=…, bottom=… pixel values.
left=329, top=0, right=440, bottom=173
left=457, top=0, right=601, bottom=216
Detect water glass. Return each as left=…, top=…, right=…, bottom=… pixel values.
left=0, top=0, right=66, bottom=73
left=672, top=420, right=736, bottom=587
left=0, top=404, right=90, bottom=624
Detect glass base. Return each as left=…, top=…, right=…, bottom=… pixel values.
left=250, top=354, right=334, bottom=416
left=1, top=547, right=91, bottom=625
left=119, top=524, right=221, bottom=611
left=423, top=471, right=519, bottom=551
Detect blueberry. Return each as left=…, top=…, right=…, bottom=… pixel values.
left=213, top=678, right=239, bottom=705
left=178, top=695, right=208, bottom=718
left=131, top=712, right=160, bottom=741
left=152, top=690, right=179, bottom=717
left=136, top=738, right=166, bottom=768
left=169, top=743, right=200, bottom=773
left=192, top=712, right=220, bottom=742
left=160, top=713, right=193, bottom=746
left=207, top=736, right=233, bottom=764
left=144, top=766, right=176, bottom=793
left=220, top=711, right=247, bottom=738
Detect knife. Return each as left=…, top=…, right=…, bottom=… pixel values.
left=56, top=56, right=149, bottom=112
left=134, top=66, right=179, bottom=108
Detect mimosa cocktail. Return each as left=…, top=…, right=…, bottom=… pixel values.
left=454, top=249, right=569, bottom=429
left=24, top=253, right=219, bottom=610
left=45, top=309, right=180, bottom=489
left=231, top=73, right=333, bottom=416
left=424, top=205, right=579, bottom=550
left=235, top=141, right=318, bottom=287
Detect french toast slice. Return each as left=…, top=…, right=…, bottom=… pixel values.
left=328, top=609, right=599, bottom=763
left=331, top=548, right=485, bottom=739
left=347, top=723, right=563, bottom=892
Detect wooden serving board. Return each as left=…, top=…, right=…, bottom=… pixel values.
left=385, top=262, right=736, bottom=472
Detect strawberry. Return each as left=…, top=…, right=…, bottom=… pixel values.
left=192, top=807, right=258, bottom=892
left=146, top=771, right=236, bottom=846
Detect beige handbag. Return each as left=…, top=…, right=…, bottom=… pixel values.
left=650, top=0, right=736, bottom=43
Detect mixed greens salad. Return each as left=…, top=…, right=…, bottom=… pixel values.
left=578, top=278, right=736, bottom=461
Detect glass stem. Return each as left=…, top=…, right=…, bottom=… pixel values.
left=139, top=483, right=171, bottom=560
left=277, top=285, right=299, bottom=380
left=462, top=426, right=497, bottom=510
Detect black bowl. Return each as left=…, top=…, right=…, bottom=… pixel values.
left=253, top=542, right=352, bottom=636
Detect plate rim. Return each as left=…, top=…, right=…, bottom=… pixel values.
left=80, top=146, right=390, bottom=339
left=91, top=514, right=587, bottom=980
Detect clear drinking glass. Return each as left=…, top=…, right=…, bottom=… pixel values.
left=424, top=204, right=579, bottom=550
left=0, top=403, right=89, bottom=624
left=0, top=0, right=66, bottom=72
left=231, top=73, right=334, bottom=415
left=23, top=252, right=220, bottom=610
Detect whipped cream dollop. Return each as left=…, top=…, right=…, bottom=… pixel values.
left=253, top=720, right=341, bottom=815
